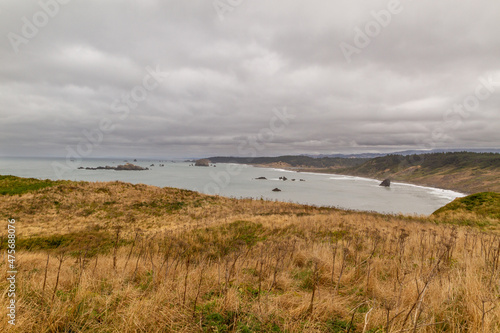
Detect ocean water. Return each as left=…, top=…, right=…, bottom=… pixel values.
left=0, top=157, right=465, bottom=215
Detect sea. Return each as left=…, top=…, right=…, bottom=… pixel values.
left=0, top=157, right=466, bottom=216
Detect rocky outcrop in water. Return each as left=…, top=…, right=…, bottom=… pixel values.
left=195, top=159, right=210, bottom=167
left=380, top=178, right=391, bottom=187
left=272, top=188, right=281, bottom=192
left=116, top=163, right=148, bottom=171
left=78, top=163, right=149, bottom=171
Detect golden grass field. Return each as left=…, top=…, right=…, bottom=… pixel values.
left=1, top=179, right=500, bottom=332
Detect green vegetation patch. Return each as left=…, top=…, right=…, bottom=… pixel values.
left=0, top=175, right=65, bottom=195
left=7, top=230, right=128, bottom=255
left=325, top=319, right=355, bottom=332
left=190, top=221, right=266, bottom=259
left=433, top=192, right=500, bottom=219
left=197, top=302, right=282, bottom=333
left=292, top=268, right=314, bottom=291
left=223, top=220, right=265, bottom=247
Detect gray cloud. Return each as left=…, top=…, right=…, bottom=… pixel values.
left=0, top=0, right=499, bottom=158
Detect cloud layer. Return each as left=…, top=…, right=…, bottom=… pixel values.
left=1, top=0, right=499, bottom=158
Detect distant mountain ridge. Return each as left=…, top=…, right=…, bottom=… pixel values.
left=207, top=155, right=369, bottom=169
left=301, top=148, right=500, bottom=159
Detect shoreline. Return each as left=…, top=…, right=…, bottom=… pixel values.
left=0, top=159, right=466, bottom=215
left=251, top=163, right=468, bottom=196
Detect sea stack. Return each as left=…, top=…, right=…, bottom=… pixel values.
left=379, top=179, right=391, bottom=187
left=115, top=163, right=148, bottom=171
left=80, top=163, right=148, bottom=171
left=195, top=159, right=210, bottom=167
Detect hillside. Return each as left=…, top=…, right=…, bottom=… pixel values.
left=208, top=155, right=369, bottom=169
left=0, top=175, right=67, bottom=195
left=433, top=192, right=500, bottom=221
left=208, top=153, right=500, bottom=194
left=1, top=176, right=500, bottom=332
left=335, top=152, right=500, bottom=194
left=304, top=152, right=500, bottom=194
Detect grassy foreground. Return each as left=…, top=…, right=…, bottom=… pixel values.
left=1, top=176, right=500, bottom=332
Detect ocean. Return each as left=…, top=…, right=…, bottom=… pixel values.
left=0, top=157, right=465, bottom=215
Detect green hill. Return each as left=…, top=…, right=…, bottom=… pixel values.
left=0, top=175, right=66, bottom=195
left=334, top=152, right=500, bottom=194
left=433, top=192, right=500, bottom=219
left=341, top=152, right=500, bottom=175
left=208, top=155, right=369, bottom=168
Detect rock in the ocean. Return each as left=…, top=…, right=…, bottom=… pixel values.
left=255, top=177, right=267, bottom=180
left=116, top=163, right=148, bottom=171
left=272, top=188, right=281, bottom=192
left=81, top=163, right=148, bottom=171
left=379, top=179, right=391, bottom=187
left=195, top=159, right=210, bottom=167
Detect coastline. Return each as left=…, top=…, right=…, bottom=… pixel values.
left=252, top=163, right=468, bottom=196
left=1, top=160, right=465, bottom=215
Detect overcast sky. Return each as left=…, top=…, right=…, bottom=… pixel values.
left=1, top=0, right=499, bottom=158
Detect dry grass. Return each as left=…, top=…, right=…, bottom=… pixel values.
left=1, top=180, right=500, bottom=332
